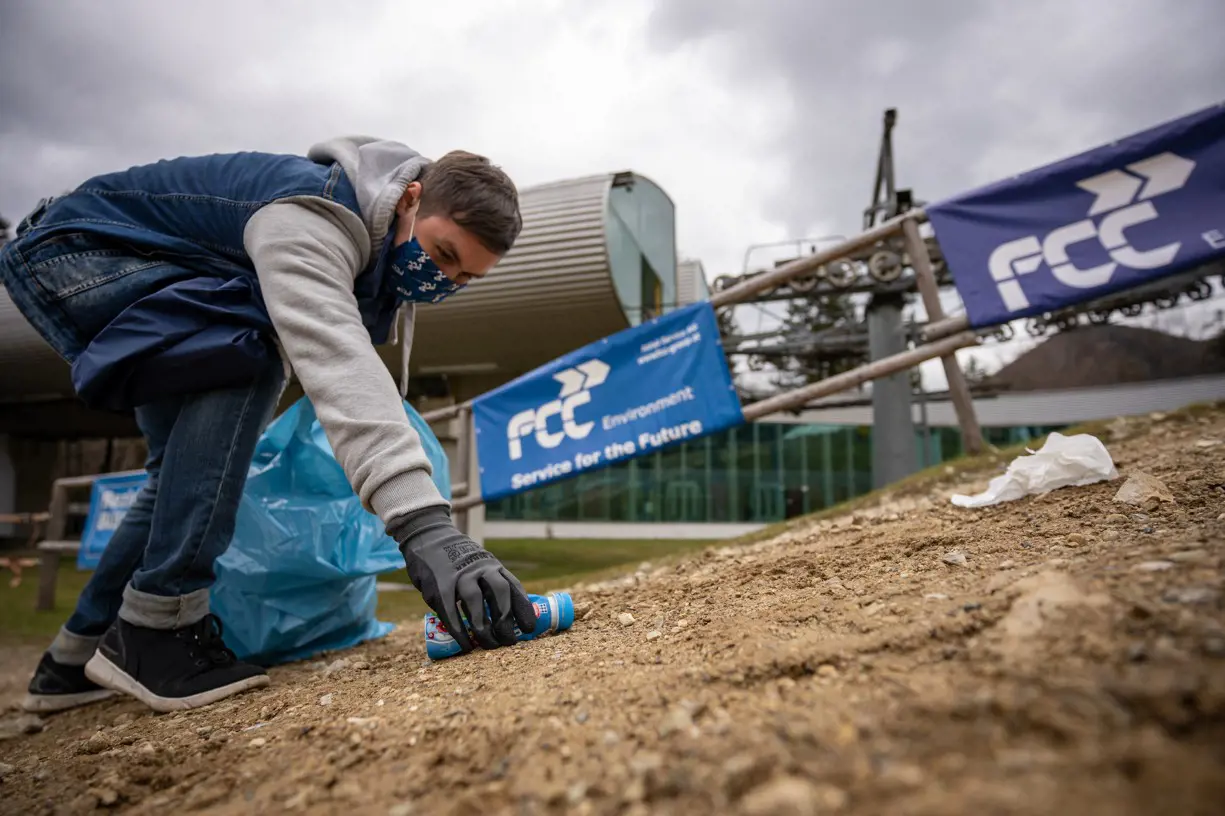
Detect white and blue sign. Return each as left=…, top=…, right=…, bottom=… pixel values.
left=78, top=472, right=148, bottom=569
left=927, top=101, right=1225, bottom=328
left=472, top=301, right=745, bottom=502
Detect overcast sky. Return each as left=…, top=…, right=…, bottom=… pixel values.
left=3, top=0, right=1223, bottom=384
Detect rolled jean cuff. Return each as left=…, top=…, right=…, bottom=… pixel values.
left=118, top=584, right=210, bottom=630
left=49, top=626, right=102, bottom=666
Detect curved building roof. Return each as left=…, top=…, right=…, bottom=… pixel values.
left=0, top=170, right=678, bottom=416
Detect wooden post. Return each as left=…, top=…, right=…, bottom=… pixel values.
left=920, top=313, right=971, bottom=342
left=36, top=480, right=69, bottom=612
left=453, top=406, right=471, bottom=535
left=902, top=219, right=985, bottom=455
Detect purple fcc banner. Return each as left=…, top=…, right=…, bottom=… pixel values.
left=472, top=301, right=746, bottom=503
left=77, top=471, right=149, bottom=569
left=926, top=101, right=1225, bottom=329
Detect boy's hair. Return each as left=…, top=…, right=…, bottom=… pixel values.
left=418, top=150, right=522, bottom=255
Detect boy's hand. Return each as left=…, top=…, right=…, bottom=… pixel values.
left=389, top=506, right=537, bottom=653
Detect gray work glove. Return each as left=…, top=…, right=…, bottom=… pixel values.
left=389, top=506, right=537, bottom=654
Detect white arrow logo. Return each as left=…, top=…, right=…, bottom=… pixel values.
left=553, top=359, right=611, bottom=397
left=988, top=149, right=1196, bottom=314
left=506, top=358, right=612, bottom=460
left=1077, top=152, right=1196, bottom=216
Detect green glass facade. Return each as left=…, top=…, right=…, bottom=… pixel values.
left=485, top=422, right=1066, bottom=524
left=605, top=174, right=676, bottom=325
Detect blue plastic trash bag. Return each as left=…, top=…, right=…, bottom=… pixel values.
left=209, top=395, right=450, bottom=666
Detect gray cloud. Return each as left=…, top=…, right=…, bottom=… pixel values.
left=3, top=0, right=1223, bottom=285
left=646, top=0, right=1225, bottom=238
left=0, top=0, right=575, bottom=224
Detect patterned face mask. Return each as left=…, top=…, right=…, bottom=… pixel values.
left=385, top=206, right=467, bottom=304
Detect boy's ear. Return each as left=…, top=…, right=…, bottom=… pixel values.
left=396, top=181, right=423, bottom=217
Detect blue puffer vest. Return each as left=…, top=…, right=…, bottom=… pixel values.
left=6, top=151, right=402, bottom=411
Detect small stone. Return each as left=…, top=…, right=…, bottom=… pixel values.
left=1162, top=586, right=1219, bottom=605
left=741, top=776, right=847, bottom=816
left=646, top=630, right=662, bottom=642
left=629, top=751, right=664, bottom=776
left=90, top=787, right=120, bottom=807
left=319, top=694, right=334, bottom=706
left=352, top=660, right=371, bottom=671
left=1194, top=438, right=1221, bottom=448
left=942, top=551, right=967, bottom=567
left=1218, top=513, right=1225, bottom=522
left=998, top=560, right=1016, bottom=570
left=963, top=602, right=982, bottom=612
left=602, top=730, right=620, bottom=746
left=1203, top=637, right=1225, bottom=658
left=249, top=737, right=268, bottom=748
left=1103, top=530, right=1121, bottom=542
left=323, top=658, right=350, bottom=677
left=137, top=742, right=157, bottom=755
left=1127, top=643, right=1148, bottom=662
left=567, top=782, right=589, bottom=805
left=1105, top=514, right=1129, bottom=524
left=1067, top=533, right=1088, bottom=546
left=575, top=711, right=589, bottom=724
left=924, top=593, right=949, bottom=601
left=0, top=762, right=14, bottom=778
left=195, top=726, right=214, bottom=737
left=1168, top=550, right=1208, bottom=563
left=617, top=613, right=635, bottom=627
left=1134, top=561, right=1175, bottom=572
left=817, top=664, right=839, bottom=678
left=722, top=753, right=774, bottom=800
left=16, top=714, right=44, bottom=735
left=79, top=732, right=112, bottom=755
left=388, top=804, right=415, bottom=816
left=1142, top=526, right=1155, bottom=534
left=676, top=619, right=690, bottom=629
left=659, top=705, right=696, bottom=738
left=1113, top=472, right=1175, bottom=507
left=881, top=762, right=926, bottom=788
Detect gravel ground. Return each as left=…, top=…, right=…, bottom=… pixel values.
left=1, top=405, right=1223, bottom=816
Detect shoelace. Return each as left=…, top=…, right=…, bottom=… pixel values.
left=180, top=614, right=237, bottom=667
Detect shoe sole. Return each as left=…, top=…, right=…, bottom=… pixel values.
left=20, top=688, right=117, bottom=714
left=84, top=652, right=271, bottom=713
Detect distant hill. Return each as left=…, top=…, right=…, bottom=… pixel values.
left=984, top=324, right=1225, bottom=392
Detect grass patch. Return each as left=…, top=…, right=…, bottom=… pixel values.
left=0, top=561, right=93, bottom=645
left=0, top=538, right=716, bottom=646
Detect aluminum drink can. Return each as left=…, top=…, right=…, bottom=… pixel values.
left=423, top=591, right=575, bottom=660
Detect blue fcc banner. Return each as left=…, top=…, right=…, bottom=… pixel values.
left=78, top=472, right=148, bottom=570
left=927, top=101, right=1225, bottom=329
left=472, top=301, right=746, bottom=502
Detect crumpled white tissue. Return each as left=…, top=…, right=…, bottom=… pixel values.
left=950, top=432, right=1118, bottom=508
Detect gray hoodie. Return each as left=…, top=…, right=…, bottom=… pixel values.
left=241, top=136, right=448, bottom=525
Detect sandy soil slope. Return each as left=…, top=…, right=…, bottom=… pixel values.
left=1, top=405, right=1223, bottom=816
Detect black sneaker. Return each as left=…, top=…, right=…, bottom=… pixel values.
left=21, top=652, right=117, bottom=713
left=84, top=614, right=270, bottom=713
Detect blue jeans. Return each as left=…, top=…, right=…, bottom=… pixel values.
left=64, top=364, right=285, bottom=635
left=1, top=200, right=286, bottom=643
